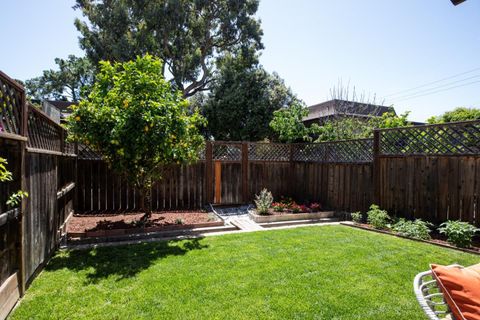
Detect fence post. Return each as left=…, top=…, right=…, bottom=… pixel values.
left=18, top=88, right=27, bottom=296
left=205, top=141, right=213, bottom=205
left=241, top=142, right=249, bottom=203
left=373, top=130, right=381, bottom=206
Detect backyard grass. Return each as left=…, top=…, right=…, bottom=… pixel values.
left=10, top=225, right=479, bottom=320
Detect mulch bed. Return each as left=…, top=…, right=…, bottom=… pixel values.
left=67, top=211, right=223, bottom=238
left=343, top=222, right=480, bottom=255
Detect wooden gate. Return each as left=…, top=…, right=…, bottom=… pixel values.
left=211, top=142, right=248, bottom=205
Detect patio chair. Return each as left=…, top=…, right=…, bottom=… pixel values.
left=414, top=268, right=455, bottom=320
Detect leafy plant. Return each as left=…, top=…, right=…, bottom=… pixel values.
left=269, top=102, right=321, bottom=143
left=0, top=157, right=13, bottom=182
left=291, top=204, right=302, bottom=213
left=7, top=191, right=29, bottom=208
left=1, top=157, right=28, bottom=208
left=271, top=202, right=286, bottom=212
left=174, top=218, right=184, bottom=225
left=351, top=212, right=363, bottom=224
left=392, top=218, right=432, bottom=240
left=254, top=189, right=273, bottom=215
left=309, top=203, right=321, bottom=212
left=439, top=220, right=479, bottom=248
left=366, top=204, right=390, bottom=229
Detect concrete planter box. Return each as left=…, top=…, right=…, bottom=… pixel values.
left=249, top=210, right=335, bottom=223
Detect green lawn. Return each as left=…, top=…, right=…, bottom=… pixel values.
left=11, top=225, right=479, bottom=320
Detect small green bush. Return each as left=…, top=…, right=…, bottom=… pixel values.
left=439, top=220, right=479, bottom=248
left=351, top=212, right=363, bottom=223
left=392, top=218, right=432, bottom=240
left=366, top=204, right=390, bottom=229
left=254, top=188, right=273, bottom=215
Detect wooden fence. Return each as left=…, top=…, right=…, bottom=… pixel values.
left=374, top=121, right=480, bottom=227
left=0, top=71, right=75, bottom=319
left=75, top=139, right=374, bottom=214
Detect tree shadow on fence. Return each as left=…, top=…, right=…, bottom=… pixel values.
left=45, top=237, right=208, bottom=284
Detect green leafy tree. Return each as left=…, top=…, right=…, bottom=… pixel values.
left=67, top=55, right=205, bottom=220
left=270, top=103, right=321, bottom=143
left=200, top=54, right=299, bottom=141
left=73, top=0, right=263, bottom=97
left=315, top=111, right=411, bottom=142
left=427, top=107, right=480, bottom=124
left=25, top=55, right=94, bottom=102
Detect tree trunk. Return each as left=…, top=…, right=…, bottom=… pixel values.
left=139, top=179, right=152, bottom=224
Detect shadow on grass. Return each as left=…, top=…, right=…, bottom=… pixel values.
left=46, top=238, right=208, bottom=284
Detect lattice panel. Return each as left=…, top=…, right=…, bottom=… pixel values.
left=248, top=143, right=290, bottom=161
left=213, top=143, right=242, bottom=161
left=0, top=73, right=23, bottom=135
left=27, top=106, right=62, bottom=152
left=77, top=144, right=102, bottom=160
left=325, top=139, right=373, bottom=162
left=197, top=145, right=206, bottom=160
left=292, top=144, right=326, bottom=162
left=379, top=121, right=480, bottom=155
left=64, top=140, right=76, bottom=155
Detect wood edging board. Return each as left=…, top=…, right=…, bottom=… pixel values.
left=340, top=222, right=480, bottom=256
left=0, top=272, right=20, bottom=320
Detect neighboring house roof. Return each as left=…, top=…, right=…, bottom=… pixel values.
left=45, top=100, right=77, bottom=113
left=303, top=99, right=396, bottom=122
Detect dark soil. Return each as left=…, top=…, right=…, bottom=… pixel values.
left=67, top=211, right=219, bottom=233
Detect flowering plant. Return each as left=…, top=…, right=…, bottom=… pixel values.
left=271, top=202, right=286, bottom=212
left=291, top=204, right=302, bottom=213
left=309, top=203, right=321, bottom=212
left=299, top=205, right=310, bottom=213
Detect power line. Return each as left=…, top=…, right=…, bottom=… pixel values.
left=387, top=73, right=480, bottom=101
left=384, top=66, right=480, bottom=98
left=392, top=79, right=480, bottom=103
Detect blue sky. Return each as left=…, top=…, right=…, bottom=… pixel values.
left=1, top=0, right=479, bottom=121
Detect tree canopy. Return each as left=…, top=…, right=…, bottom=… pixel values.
left=73, top=0, right=263, bottom=97
left=427, top=107, right=480, bottom=124
left=25, top=55, right=94, bottom=102
left=67, top=55, right=205, bottom=217
left=269, top=103, right=321, bottom=143
left=199, top=54, right=299, bottom=141
left=315, top=112, right=411, bottom=142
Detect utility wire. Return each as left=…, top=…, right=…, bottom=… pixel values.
left=387, top=73, right=480, bottom=101
left=393, top=79, right=480, bottom=103
left=384, top=66, right=480, bottom=98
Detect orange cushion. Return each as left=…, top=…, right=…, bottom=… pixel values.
left=467, top=263, right=480, bottom=275
left=430, top=264, right=480, bottom=320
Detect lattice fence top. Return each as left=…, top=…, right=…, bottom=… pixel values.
left=213, top=143, right=242, bottom=161
left=78, top=144, right=102, bottom=160
left=248, top=143, right=290, bottom=161
left=378, top=121, right=480, bottom=156
left=293, top=139, right=373, bottom=163
left=27, top=105, right=63, bottom=152
left=0, top=72, right=23, bottom=135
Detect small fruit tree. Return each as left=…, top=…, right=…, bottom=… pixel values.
left=67, top=55, right=205, bottom=220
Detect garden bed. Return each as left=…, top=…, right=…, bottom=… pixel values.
left=249, top=209, right=335, bottom=223
left=67, top=211, right=223, bottom=238
left=342, top=222, right=480, bottom=255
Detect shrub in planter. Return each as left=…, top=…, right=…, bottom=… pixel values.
left=299, top=205, right=310, bottom=213
left=438, top=220, right=479, bottom=248
left=366, top=204, right=390, bottom=229
left=271, top=202, right=285, bottom=212
left=255, top=189, right=273, bottom=215
left=310, top=203, right=321, bottom=212
left=291, top=204, right=302, bottom=213
left=392, top=218, right=432, bottom=240
left=351, top=211, right=362, bottom=224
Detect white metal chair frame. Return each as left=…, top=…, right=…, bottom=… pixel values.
left=413, top=268, right=458, bottom=320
